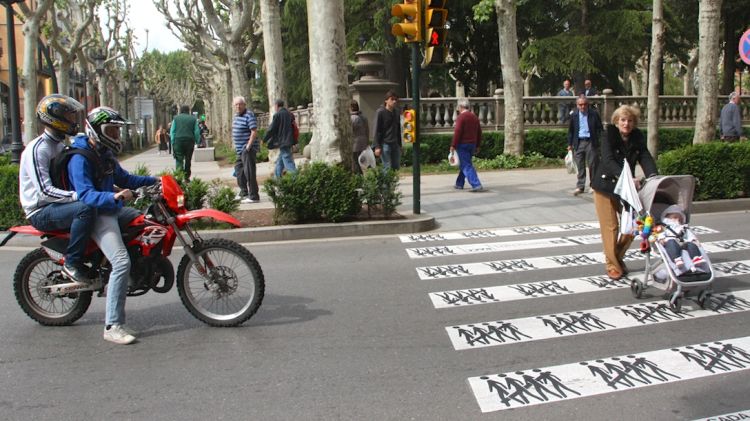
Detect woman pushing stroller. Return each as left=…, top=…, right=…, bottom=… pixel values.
left=591, top=105, right=658, bottom=280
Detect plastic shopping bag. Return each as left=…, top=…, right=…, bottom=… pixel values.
left=448, top=150, right=460, bottom=167
left=565, top=149, right=577, bottom=174
left=359, top=147, right=376, bottom=172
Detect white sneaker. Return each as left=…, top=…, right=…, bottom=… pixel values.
left=103, top=324, right=136, bottom=345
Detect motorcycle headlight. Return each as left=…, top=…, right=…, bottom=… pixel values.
left=176, top=194, right=184, bottom=207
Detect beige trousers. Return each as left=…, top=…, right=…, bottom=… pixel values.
left=593, top=190, right=633, bottom=274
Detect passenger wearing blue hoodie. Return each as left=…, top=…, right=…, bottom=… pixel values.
left=67, top=107, right=157, bottom=345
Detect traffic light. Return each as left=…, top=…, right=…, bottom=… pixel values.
left=391, top=0, right=421, bottom=43
left=402, top=108, right=417, bottom=143
left=423, top=0, right=448, bottom=67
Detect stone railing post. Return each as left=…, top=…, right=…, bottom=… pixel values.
left=601, top=89, right=614, bottom=124
left=494, top=88, right=504, bottom=130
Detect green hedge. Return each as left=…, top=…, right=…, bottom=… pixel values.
left=0, top=163, right=25, bottom=230
left=657, top=141, right=750, bottom=200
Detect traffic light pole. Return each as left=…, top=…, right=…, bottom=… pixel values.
left=411, top=43, right=421, bottom=215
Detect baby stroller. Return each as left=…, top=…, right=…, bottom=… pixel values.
left=629, top=175, right=714, bottom=312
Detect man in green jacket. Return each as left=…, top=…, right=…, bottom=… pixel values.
left=170, top=105, right=201, bottom=180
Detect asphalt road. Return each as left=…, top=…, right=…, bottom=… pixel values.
left=1, top=211, right=749, bottom=420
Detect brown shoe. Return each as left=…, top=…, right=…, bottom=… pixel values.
left=618, top=260, right=629, bottom=275
left=607, top=269, right=623, bottom=280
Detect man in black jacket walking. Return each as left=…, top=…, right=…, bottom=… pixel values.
left=264, top=99, right=296, bottom=178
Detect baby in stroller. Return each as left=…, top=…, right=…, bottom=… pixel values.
left=657, top=204, right=709, bottom=276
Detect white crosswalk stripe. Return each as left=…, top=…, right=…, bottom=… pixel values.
left=468, top=335, right=750, bottom=412
left=416, top=239, right=750, bottom=280
left=400, top=223, right=718, bottom=243
left=429, top=260, right=750, bottom=309
left=447, top=290, right=750, bottom=350
left=399, top=221, right=602, bottom=243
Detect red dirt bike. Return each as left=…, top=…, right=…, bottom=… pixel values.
left=2, top=175, right=264, bottom=327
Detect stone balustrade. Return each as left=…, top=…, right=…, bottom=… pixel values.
left=257, top=93, right=749, bottom=134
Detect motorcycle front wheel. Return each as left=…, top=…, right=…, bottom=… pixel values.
left=177, top=238, right=265, bottom=327
left=13, top=248, right=92, bottom=326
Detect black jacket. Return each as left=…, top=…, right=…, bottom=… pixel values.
left=263, top=107, right=295, bottom=149
left=567, top=109, right=603, bottom=150
left=591, top=125, right=657, bottom=196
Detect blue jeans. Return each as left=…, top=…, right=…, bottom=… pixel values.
left=381, top=143, right=401, bottom=170
left=455, top=143, right=482, bottom=189
left=28, top=202, right=97, bottom=267
left=90, top=214, right=131, bottom=326
left=275, top=146, right=297, bottom=178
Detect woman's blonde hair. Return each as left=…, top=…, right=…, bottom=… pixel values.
left=611, top=104, right=640, bottom=126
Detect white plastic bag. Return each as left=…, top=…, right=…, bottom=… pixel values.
left=358, top=147, right=376, bottom=171
left=565, top=149, right=577, bottom=174
left=448, top=150, right=460, bottom=167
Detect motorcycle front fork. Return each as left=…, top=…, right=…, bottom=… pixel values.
left=160, top=203, right=215, bottom=279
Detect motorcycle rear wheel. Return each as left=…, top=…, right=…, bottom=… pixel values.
left=13, top=248, right=92, bottom=326
left=177, top=238, right=265, bottom=326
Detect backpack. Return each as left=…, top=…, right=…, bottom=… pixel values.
left=50, top=147, right=105, bottom=190
left=291, top=115, right=299, bottom=144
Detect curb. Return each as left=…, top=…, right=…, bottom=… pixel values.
left=1, top=213, right=436, bottom=247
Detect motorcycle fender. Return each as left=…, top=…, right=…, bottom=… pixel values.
left=175, top=209, right=241, bottom=227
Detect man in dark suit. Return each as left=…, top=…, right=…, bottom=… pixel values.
left=568, top=95, right=603, bottom=195
left=583, top=79, right=598, bottom=97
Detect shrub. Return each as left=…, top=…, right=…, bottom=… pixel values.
left=657, top=141, right=750, bottom=200
left=361, top=168, right=403, bottom=218
left=525, top=129, right=568, bottom=158
left=183, top=177, right=210, bottom=210
left=133, top=163, right=151, bottom=176
left=206, top=179, right=240, bottom=214
left=264, top=162, right=362, bottom=223
left=0, top=164, right=24, bottom=230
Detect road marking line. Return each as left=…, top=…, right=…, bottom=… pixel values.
left=406, top=228, right=720, bottom=258
left=400, top=224, right=718, bottom=243
left=416, top=239, right=750, bottom=280
left=400, top=222, right=602, bottom=243
left=447, top=290, right=750, bottom=350
left=693, top=409, right=750, bottom=421
left=468, top=335, right=750, bottom=413
left=429, top=260, right=750, bottom=308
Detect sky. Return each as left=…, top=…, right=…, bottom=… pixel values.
left=100, top=0, right=185, bottom=53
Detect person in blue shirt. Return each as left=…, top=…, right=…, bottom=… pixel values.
left=67, top=106, right=157, bottom=345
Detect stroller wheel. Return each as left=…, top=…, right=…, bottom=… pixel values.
left=697, top=290, right=712, bottom=310
left=669, top=296, right=682, bottom=313
left=630, top=279, right=644, bottom=299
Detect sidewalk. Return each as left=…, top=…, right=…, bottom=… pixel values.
left=114, top=146, right=750, bottom=242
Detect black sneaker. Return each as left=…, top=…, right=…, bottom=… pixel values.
left=62, top=264, right=92, bottom=284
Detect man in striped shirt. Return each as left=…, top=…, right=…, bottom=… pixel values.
left=232, top=96, right=260, bottom=203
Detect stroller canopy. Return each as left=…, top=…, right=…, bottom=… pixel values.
left=638, top=175, right=696, bottom=223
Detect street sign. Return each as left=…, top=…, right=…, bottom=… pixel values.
left=134, top=97, right=154, bottom=119
left=740, top=28, right=750, bottom=65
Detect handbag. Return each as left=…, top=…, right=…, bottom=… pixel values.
left=565, top=149, right=577, bottom=174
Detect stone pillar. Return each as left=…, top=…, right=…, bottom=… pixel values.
left=494, top=88, right=504, bottom=130
left=601, top=88, right=614, bottom=126
left=350, top=51, right=399, bottom=139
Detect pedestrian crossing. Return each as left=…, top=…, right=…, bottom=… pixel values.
left=402, top=220, right=750, bottom=414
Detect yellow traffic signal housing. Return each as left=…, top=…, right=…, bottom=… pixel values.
left=402, top=108, right=417, bottom=143
left=391, top=1, right=422, bottom=43
left=423, top=0, right=448, bottom=67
